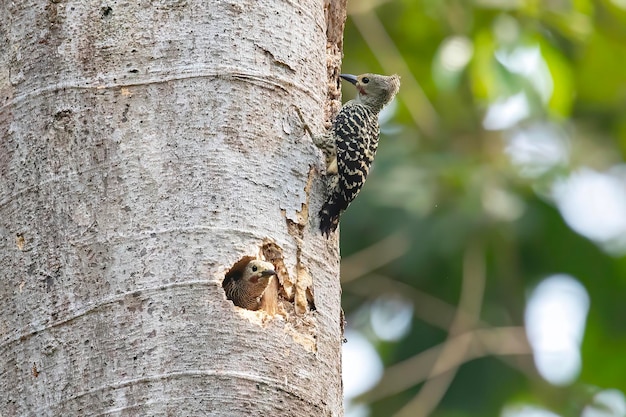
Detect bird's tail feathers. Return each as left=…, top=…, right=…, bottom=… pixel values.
left=319, top=198, right=341, bottom=238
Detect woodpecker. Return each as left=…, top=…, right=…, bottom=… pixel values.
left=223, top=260, right=277, bottom=310
left=315, top=73, right=401, bottom=237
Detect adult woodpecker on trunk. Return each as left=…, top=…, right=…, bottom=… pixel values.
left=315, top=73, right=401, bottom=237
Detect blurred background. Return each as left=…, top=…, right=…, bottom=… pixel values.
left=338, top=1, right=626, bottom=416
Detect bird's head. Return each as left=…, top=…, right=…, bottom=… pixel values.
left=340, top=73, right=401, bottom=111
left=243, top=260, right=277, bottom=285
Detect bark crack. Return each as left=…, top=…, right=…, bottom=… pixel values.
left=254, top=43, right=296, bottom=73
left=284, top=165, right=316, bottom=314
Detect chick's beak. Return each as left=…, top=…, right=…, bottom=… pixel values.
left=339, top=74, right=358, bottom=85
left=261, top=269, right=277, bottom=277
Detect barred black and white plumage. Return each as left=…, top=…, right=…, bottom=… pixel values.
left=319, top=102, right=379, bottom=235
left=315, top=73, right=401, bottom=237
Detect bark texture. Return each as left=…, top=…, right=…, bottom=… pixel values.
left=1, top=0, right=346, bottom=415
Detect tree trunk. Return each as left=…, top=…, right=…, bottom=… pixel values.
left=0, top=0, right=346, bottom=415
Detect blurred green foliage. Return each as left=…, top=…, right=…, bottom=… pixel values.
left=339, top=1, right=626, bottom=416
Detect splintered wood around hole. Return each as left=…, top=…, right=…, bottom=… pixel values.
left=261, top=240, right=293, bottom=301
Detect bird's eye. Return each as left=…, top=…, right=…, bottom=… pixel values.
left=362, top=77, right=370, bottom=84
left=251, top=265, right=258, bottom=272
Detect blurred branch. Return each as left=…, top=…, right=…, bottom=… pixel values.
left=349, top=10, right=439, bottom=138
left=350, top=239, right=535, bottom=409
left=347, top=274, right=459, bottom=330
left=356, top=326, right=531, bottom=403
left=341, top=232, right=410, bottom=283
left=394, top=239, right=487, bottom=417
left=347, top=0, right=393, bottom=14
left=347, top=273, right=537, bottom=402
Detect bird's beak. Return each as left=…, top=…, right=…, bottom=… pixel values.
left=261, top=269, right=277, bottom=277
left=339, top=74, right=358, bottom=85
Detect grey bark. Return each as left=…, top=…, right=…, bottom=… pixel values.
left=1, top=0, right=346, bottom=415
